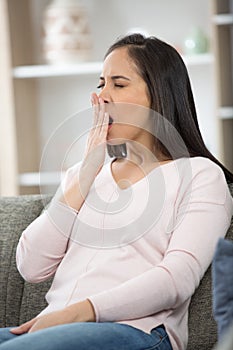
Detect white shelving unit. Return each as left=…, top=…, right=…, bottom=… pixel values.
left=212, top=0, right=233, bottom=171
left=12, top=54, right=214, bottom=80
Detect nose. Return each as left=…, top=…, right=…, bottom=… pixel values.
left=98, top=86, right=111, bottom=103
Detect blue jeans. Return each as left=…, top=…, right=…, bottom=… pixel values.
left=0, top=322, right=172, bottom=350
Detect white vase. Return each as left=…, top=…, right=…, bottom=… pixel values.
left=42, top=0, right=92, bottom=64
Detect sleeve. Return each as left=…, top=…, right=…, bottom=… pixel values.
left=16, top=162, right=82, bottom=283
left=88, top=161, right=233, bottom=322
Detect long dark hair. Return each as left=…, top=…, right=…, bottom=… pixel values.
left=105, top=33, right=233, bottom=183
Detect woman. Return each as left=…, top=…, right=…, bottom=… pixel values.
left=0, top=33, right=232, bottom=350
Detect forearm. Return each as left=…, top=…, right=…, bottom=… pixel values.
left=11, top=299, right=96, bottom=335
left=65, top=299, right=96, bottom=323
left=16, top=200, right=77, bottom=282
left=88, top=253, right=199, bottom=323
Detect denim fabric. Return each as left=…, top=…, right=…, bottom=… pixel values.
left=212, top=238, right=233, bottom=340
left=0, top=323, right=172, bottom=350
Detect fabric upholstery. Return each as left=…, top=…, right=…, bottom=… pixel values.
left=0, top=195, right=52, bottom=327
left=0, top=183, right=232, bottom=350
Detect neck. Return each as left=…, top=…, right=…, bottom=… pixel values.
left=107, top=132, right=172, bottom=166
left=124, top=140, right=157, bottom=165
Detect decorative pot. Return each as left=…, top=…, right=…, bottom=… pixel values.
left=183, top=27, right=208, bottom=55
left=42, top=0, right=92, bottom=64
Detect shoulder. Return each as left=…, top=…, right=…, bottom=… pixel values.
left=184, top=157, right=231, bottom=207
left=170, top=156, right=227, bottom=190
left=189, top=156, right=223, bottom=171
left=174, top=156, right=227, bottom=182
left=189, top=156, right=227, bottom=187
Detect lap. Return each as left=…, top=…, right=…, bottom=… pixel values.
left=0, top=328, right=18, bottom=345
left=0, top=323, right=172, bottom=350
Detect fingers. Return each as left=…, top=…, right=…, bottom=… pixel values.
left=91, top=93, right=99, bottom=128
left=84, top=93, right=109, bottom=165
left=98, top=97, right=107, bottom=130
left=90, top=93, right=108, bottom=132
left=91, top=92, right=98, bottom=105
left=100, top=112, right=109, bottom=134
left=10, top=318, right=37, bottom=334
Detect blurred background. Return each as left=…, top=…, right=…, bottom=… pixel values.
left=0, top=0, right=232, bottom=196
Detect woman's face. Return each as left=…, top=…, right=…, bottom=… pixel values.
left=97, top=47, right=152, bottom=145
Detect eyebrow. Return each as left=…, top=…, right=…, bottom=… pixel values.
left=99, top=75, right=131, bottom=81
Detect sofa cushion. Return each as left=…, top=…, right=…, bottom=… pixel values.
left=0, top=195, right=52, bottom=327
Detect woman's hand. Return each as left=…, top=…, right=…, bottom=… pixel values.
left=82, top=93, right=109, bottom=174
left=60, top=93, right=109, bottom=211
left=10, top=299, right=96, bottom=334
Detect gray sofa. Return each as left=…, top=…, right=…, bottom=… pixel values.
left=0, top=187, right=233, bottom=350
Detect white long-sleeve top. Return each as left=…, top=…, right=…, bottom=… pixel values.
left=16, top=157, right=233, bottom=350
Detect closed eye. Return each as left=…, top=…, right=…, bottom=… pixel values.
left=114, top=84, right=125, bottom=88
left=96, top=84, right=125, bottom=89
left=97, top=84, right=104, bottom=89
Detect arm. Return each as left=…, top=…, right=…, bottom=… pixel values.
left=87, top=162, right=233, bottom=322
left=16, top=95, right=109, bottom=282
left=16, top=165, right=80, bottom=283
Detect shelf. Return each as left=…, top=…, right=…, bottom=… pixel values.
left=182, top=53, right=214, bottom=66
left=218, top=106, right=233, bottom=119
left=12, top=62, right=103, bottom=79
left=213, top=14, right=233, bottom=25
left=12, top=54, right=214, bottom=79
left=18, top=171, right=65, bottom=186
